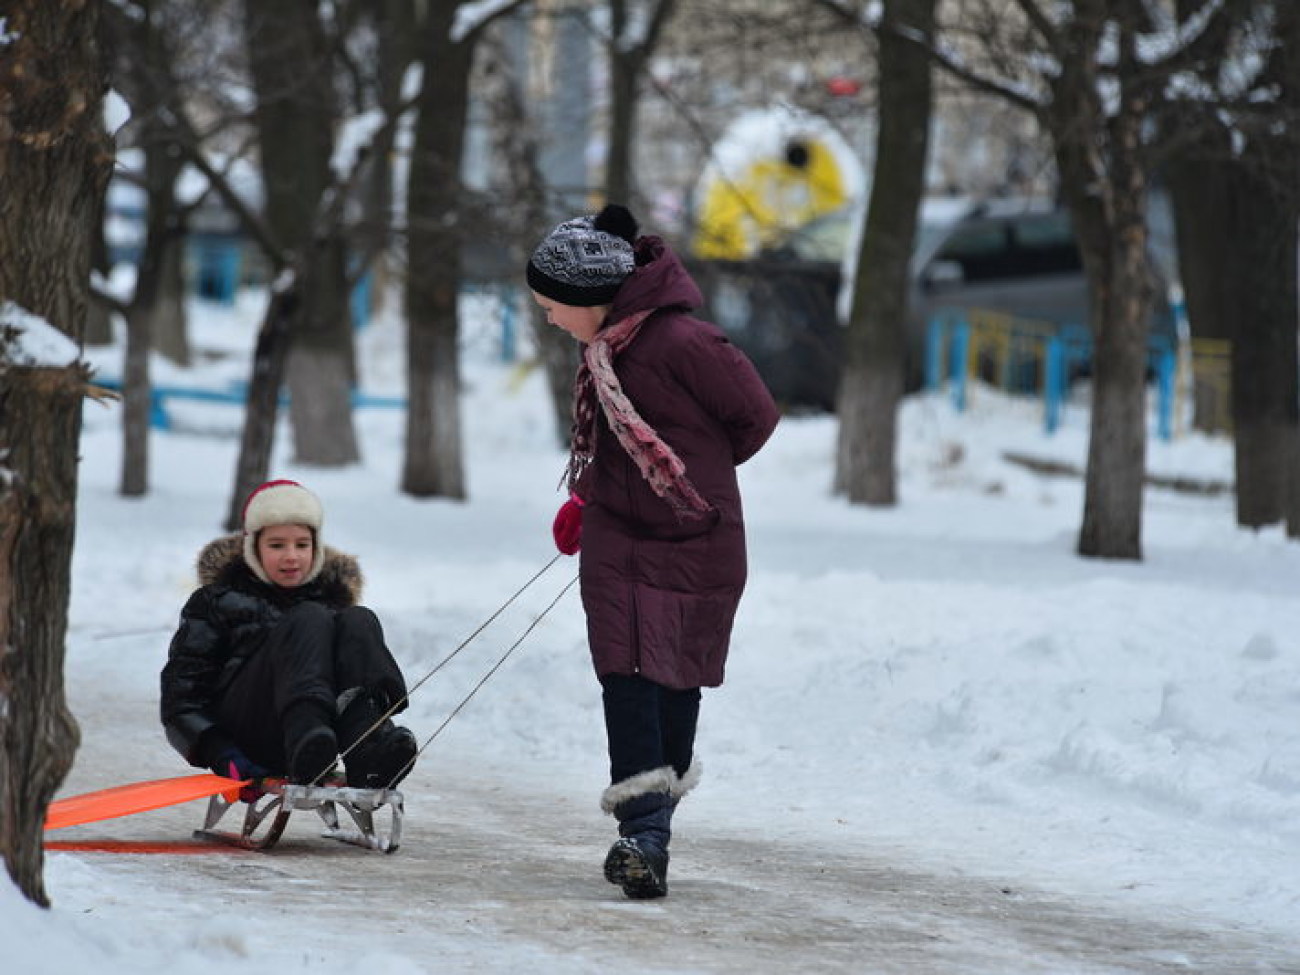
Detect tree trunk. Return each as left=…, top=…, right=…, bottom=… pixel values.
left=354, top=0, right=417, bottom=289
left=287, top=235, right=359, bottom=466
left=84, top=190, right=114, bottom=345
left=1043, top=14, right=1151, bottom=561
left=1077, top=251, right=1149, bottom=561
left=0, top=0, right=110, bottom=906
left=0, top=368, right=86, bottom=908
left=224, top=282, right=298, bottom=530
left=120, top=138, right=186, bottom=497
left=243, top=0, right=358, bottom=468
left=488, top=13, right=580, bottom=448
left=149, top=228, right=189, bottom=366
left=1225, top=165, right=1299, bottom=528
left=604, top=0, right=677, bottom=212
left=403, top=7, right=472, bottom=498
left=1164, top=3, right=1300, bottom=532
left=835, top=0, right=935, bottom=505
left=1073, top=179, right=1151, bottom=559
left=1164, top=154, right=1234, bottom=432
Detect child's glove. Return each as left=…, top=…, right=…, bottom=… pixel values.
left=211, top=746, right=269, bottom=783
left=552, top=494, right=584, bottom=555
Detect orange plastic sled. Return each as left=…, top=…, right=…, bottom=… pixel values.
left=45, top=773, right=247, bottom=831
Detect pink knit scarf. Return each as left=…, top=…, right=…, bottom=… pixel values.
left=564, top=309, right=712, bottom=520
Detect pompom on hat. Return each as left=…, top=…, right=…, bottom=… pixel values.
left=526, top=204, right=640, bottom=307
left=241, top=479, right=325, bottom=585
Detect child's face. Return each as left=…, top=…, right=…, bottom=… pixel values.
left=257, top=524, right=314, bottom=588
left=532, top=291, right=607, bottom=344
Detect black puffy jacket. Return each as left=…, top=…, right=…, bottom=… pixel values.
left=160, top=533, right=363, bottom=766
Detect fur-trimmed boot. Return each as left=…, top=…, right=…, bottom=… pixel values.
left=602, top=767, right=678, bottom=899
left=335, top=688, right=418, bottom=790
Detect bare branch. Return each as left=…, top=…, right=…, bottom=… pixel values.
left=1009, top=0, right=1059, bottom=50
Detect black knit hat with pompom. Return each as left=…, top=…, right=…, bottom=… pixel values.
left=526, top=204, right=640, bottom=307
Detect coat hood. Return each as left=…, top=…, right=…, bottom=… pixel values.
left=195, top=533, right=363, bottom=606
left=609, top=235, right=704, bottom=322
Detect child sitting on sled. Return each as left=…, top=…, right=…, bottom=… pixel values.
left=161, top=479, right=418, bottom=791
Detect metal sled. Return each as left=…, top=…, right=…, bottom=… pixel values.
left=194, top=781, right=404, bottom=853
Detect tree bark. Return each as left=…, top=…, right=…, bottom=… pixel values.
left=286, top=235, right=358, bottom=466
left=1224, top=165, right=1299, bottom=528
left=224, top=281, right=298, bottom=531
left=835, top=0, right=935, bottom=505
left=243, top=0, right=358, bottom=467
left=0, top=0, right=110, bottom=906
left=1046, top=10, right=1151, bottom=561
left=1162, top=1, right=1300, bottom=532
left=354, top=0, right=417, bottom=289
left=403, top=4, right=474, bottom=498
left=604, top=0, right=677, bottom=211
left=509, top=6, right=586, bottom=445
left=1165, top=154, right=1233, bottom=433
left=120, top=138, right=186, bottom=497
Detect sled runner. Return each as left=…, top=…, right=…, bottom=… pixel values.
left=194, top=780, right=404, bottom=853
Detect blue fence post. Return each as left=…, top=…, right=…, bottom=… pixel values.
left=149, top=390, right=172, bottom=432
left=1155, top=343, right=1176, bottom=442
left=950, top=316, right=969, bottom=412
left=194, top=238, right=241, bottom=305
left=1044, top=335, right=1064, bottom=434
left=924, top=316, right=945, bottom=391
left=500, top=284, right=517, bottom=363
left=350, top=270, right=373, bottom=330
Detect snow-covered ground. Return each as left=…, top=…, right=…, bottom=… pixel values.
left=5, top=287, right=1299, bottom=972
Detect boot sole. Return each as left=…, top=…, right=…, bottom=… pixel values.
left=603, top=839, right=667, bottom=899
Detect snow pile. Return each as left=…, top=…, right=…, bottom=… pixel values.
left=1, top=301, right=80, bottom=367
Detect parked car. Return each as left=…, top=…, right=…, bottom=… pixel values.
left=693, top=196, right=1178, bottom=408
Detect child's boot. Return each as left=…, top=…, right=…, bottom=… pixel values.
left=336, top=687, right=418, bottom=790
left=283, top=699, right=339, bottom=784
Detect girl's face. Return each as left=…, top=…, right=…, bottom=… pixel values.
left=257, top=524, right=314, bottom=588
left=531, top=291, right=608, bottom=344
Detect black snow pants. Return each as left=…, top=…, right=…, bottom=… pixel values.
left=600, top=672, right=701, bottom=785
left=216, top=602, right=407, bottom=773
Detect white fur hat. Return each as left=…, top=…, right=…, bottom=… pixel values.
left=241, top=479, right=325, bottom=585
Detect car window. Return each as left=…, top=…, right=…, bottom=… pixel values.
left=932, top=211, right=1082, bottom=281
left=1008, top=212, right=1082, bottom=275
left=931, top=221, right=1011, bottom=281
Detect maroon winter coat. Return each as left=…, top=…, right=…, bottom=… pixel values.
left=578, top=236, right=780, bottom=690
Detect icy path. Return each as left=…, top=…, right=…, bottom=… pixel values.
left=45, top=648, right=1299, bottom=975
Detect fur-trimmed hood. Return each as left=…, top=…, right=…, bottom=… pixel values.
left=195, top=533, right=364, bottom=606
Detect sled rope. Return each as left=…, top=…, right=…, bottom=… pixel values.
left=386, top=571, right=580, bottom=788
left=321, top=553, right=570, bottom=787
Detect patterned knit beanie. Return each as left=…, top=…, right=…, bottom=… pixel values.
left=241, top=479, right=325, bottom=585
left=526, top=204, right=639, bottom=306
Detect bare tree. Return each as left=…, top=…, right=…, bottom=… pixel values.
left=830, top=0, right=935, bottom=505
left=353, top=0, right=419, bottom=289
left=401, top=0, right=529, bottom=498
left=102, top=0, right=192, bottom=497
left=0, top=0, right=111, bottom=906
left=243, top=0, right=359, bottom=468
left=926, top=1, right=1252, bottom=560
left=1160, top=0, right=1300, bottom=535
left=482, top=15, right=579, bottom=446
left=602, top=0, right=679, bottom=210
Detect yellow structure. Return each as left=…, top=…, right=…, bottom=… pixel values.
left=692, top=136, right=854, bottom=260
